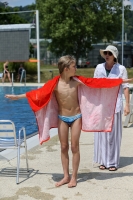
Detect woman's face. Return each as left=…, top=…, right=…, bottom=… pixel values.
left=103, top=51, right=115, bottom=63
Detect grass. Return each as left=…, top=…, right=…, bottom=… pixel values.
left=1, top=63, right=133, bottom=83
left=126, top=68, right=133, bottom=79
left=25, top=67, right=133, bottom=83
left=38, top=66, right=133, bottom=83
left=40, top=67, right=96, bottom=83
left=20, top=65, right=95, bottom=83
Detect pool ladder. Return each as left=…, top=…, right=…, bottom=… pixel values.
left=20, top=70, right=26, bottom=86
left=11, top=70, right=26, bottom=86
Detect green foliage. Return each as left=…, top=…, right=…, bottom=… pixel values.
left=114, top=8, right=133, bottom=41
left=0, top=63, right=3, bottom=71
left=23, top=61, right=37, bottom=74
left=9, top=62, right=16, bottom=72
left=37, top=0, right=125, bottom=63
left=0, top=6, right=27, bottom=24
left=29, top=43, right=34, bottom=57
left=0, top=61, right=37, bottom=74
left=125, top=10, right=133, bottom=41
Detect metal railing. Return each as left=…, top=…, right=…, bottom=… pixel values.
left=20, top=70, right=26, bottom=86
left=11, top=72, right=14, bottom=87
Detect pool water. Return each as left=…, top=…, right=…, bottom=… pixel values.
left=0, top=86, right=39, bottom=138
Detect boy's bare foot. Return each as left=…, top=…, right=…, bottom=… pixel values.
left=55, top=177, right=70, bottom=187
left=68, top=178, right=77, bottom=188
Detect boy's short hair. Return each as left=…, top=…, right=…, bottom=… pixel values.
left=58, top=55, right=76, bottom=74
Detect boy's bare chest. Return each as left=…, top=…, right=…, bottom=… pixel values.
left=55, top=82, right=78, bottom=98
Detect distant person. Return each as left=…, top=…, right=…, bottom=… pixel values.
left=18, top=64, right=25, bottom=82
left=3, top=61, right=11, bottom=83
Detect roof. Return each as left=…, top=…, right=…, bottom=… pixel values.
left=0, top=24, right=35, bottom=31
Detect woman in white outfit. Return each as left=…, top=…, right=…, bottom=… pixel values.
left=94, top=45, right=130, bottom=171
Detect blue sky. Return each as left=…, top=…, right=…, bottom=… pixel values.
left=124, top=0, right=133, bottom=9
left=1, top=0, right=35, bottom=7
left=0, top=0, right=133, bottom=8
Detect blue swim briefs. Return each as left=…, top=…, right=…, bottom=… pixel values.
left=58, top=113, right=82, bottom=126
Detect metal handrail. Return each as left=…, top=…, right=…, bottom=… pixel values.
left=12, top=72, right=14, bottom=87
left=20, top=70, right=26, bottom=86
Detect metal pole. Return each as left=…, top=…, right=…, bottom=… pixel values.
left=12, top=73, right=13, bottom=87
left=25, top=70, right=26, bottom=86
left=36, top=10, right=40, bottom=83
left=20, top=70, right=23, bottom=83
left=122, top=0, right=124, bottom=65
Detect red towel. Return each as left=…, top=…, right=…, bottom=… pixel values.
left=26, top=76, right=122, bottom=144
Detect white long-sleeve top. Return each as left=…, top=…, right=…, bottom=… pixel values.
left=94, top=62, right=129, bottom=113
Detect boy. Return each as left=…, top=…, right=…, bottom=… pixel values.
left=5, top=55, right=132, bottom=188
left=5, top=56, right=82, bottom=188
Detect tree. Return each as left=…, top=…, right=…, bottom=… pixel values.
left=114, top=6, right=132, bottom=42
left=0, top=6, right=27, bottom=25
left=0, top=4, right=38, bottom=38
left=37, top=0, right=126, bottom=63
left=124, top=10, right=133, bottom=41
left=29, top=43, right=34, bottom=58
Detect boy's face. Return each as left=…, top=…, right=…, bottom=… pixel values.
left=67, top=62, right=76, bottom=76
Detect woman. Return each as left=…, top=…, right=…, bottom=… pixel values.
left=3, top=61, right=11, bottom=83
left=94, top=45, right=130, bottom=171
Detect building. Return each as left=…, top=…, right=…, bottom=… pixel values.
left=88, top=42, right=133, bottom=67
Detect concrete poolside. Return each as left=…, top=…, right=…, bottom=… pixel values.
left=0, top=82, right=44, bottom=87
left=0, top=82, right=133, bottom=199
left=0, top=116, right=133, bottom=200
left=1, top=82, right=133, bottom=87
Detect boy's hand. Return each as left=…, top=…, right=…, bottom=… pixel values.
left=123, top=78, right=133, bottom=83
left=5, top=94, right=19, bottom=100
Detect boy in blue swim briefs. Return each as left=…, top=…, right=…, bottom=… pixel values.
left=53, top=56, right=82, bottom=187
left=5, top=56, right=83, bottom=188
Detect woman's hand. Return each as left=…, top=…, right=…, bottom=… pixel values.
left=124, top=104, right=130, bottom=116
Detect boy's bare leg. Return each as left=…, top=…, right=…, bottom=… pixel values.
left=55, top=120, right=70, bottom=187
left=68, top=118, right=82, bottom=188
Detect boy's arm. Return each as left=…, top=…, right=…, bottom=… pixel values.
left=5, top=93, right=26, bottom=100
left=123, top=78, right=133, bottom=83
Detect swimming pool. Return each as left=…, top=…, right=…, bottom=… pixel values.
left=0, top=86, right=39, bottom=138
